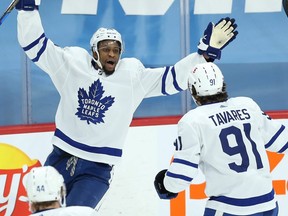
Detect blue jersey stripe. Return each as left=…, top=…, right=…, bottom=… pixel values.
left=173, top=158, right=198, bottom=168
left=265, top=125, right=285, bottom=149
left=23, top=33, right=45, bottom=51
left=54, top=128, right=122, bottom=157
left=166, top=171, right=193, bottom=182
left=209, top=189, right=274, bottom=207
left=203, top=203, right=278, bottom=216
left=161, top=66, right=184, bottom=95
left=278, top=141, right=288, bottom=153
left=32, top=37, right=48, bottom=62
left=161, top=66, right=170, bottom=95
left=171, top=66, right=183, bottom=92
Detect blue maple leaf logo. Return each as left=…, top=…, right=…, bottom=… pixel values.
left=75, top=79, right=115, bottom=124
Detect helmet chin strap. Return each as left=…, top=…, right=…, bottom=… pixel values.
left=92, top=47, right=103, bottom=70
left=91, top=45, right=122, bottom=74
left=60, top=195, right=66, bottom=207
left=192, top=96, right=201, bottom=106
left=60, top=186, right=66, bottom=207
left=191, top=91, right=202, bottom=106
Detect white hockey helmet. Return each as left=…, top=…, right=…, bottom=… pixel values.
left=90, top=28, right=123, bottom=69
left=25, top=166, right=66, bottom=203
left=90, top=27, right=123, bottom=53
left=188, top=62, right=224, bottom=96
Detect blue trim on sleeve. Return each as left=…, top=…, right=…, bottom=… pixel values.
left=23, top=33, right=45, bottom=51
left=161, top=66, right=184, bottom=96
left=265, top=125, right=285, bottom=149
left=173, top=158, right=198, bottom=168
left=171, top=67, right=184, bottom=92
left=278, top=142, right=288, bottom=153
left=32, top=37, right=48, bottom=62
left=161, top=67, right=170, bottom=95
left=54, top=128, right=122, bottom=157
left=209, top=189, right=275, bottom=207
left=166, top=171, right=193, bottom=182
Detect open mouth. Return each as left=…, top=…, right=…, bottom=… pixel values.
left=104, top=60, right=116, bottom=73
left=107, top=60, right=115, bottom=66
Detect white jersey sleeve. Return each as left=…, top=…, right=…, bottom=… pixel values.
left=17, top=11, right=90, bottom=91
left=163, top=120, right=200, bottom=193
left=17, top=11, right=63, bottom=74
left=259, top=111, right=288, bottom=153
left=164, top=96, right=287, bottom=215
left=139, top=53, right=207, bottom=98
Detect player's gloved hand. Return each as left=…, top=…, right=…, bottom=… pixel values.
left=154, top=169, right=178, bottom=199
left=198, top=17, right=238, bottom=60
left=16, top=0, right=41, bottom=11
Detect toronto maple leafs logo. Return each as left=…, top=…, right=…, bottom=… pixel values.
left=75, top=79, right=115, bottom=124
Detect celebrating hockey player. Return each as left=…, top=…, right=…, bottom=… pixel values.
left=16, top=0, right=238, bottom=210
left=25, top=166, right=95, bottom=215
left=154, top=62, right=286, bottom=215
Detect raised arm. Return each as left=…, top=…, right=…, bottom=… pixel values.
left=16, top=0, right=77, bottom=87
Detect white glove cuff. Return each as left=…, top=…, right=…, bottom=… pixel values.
left=35, top=0, right=41, bottom=6
left=197, top=38, right=209, bottom=51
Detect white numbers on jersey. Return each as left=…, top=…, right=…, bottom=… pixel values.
left=174, top=136, right=183, bottom=151
left=219, top=123, right=264, bottom=173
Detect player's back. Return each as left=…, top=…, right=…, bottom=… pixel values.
left=182, top=96, right=276, bottom=214
left=31, top=206, right=96, bottom=216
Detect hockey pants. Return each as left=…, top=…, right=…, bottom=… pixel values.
left=44, top=145, right=114, bottom=209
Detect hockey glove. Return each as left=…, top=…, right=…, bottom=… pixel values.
left=16, top=0, right=41, bottom=11
left=198, top=17, right=238, bottom=60
left=154, top=169, right=178, bottom=199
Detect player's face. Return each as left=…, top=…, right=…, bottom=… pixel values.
left=97, top=40, right=121, bottom=75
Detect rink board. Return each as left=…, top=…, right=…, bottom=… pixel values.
left=0, top=115, right=288, bottom=215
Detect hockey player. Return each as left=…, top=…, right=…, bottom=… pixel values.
left=154, top=62, right=285, bottom=215
left=16, top=0, right=238, bottom=210
left=25, top=166, right=96, bottom=216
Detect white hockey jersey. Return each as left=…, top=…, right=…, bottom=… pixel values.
left=164, top=97, right=288, bottom=215
left=17, top=11, right=206, bottom=165
left=31, top=206, right=96, bottom=216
